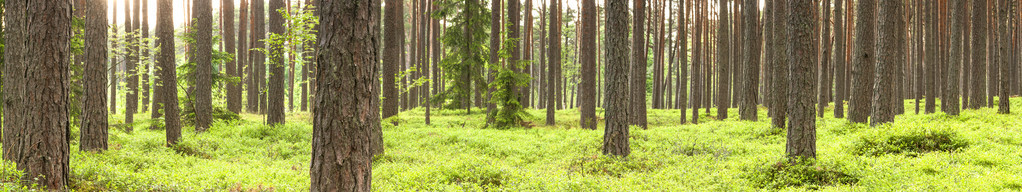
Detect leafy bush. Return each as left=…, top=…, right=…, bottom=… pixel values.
left=852, top=129, right=969, bottom=156
left=747, top=160, right=859, bottom=189
left=565, top=155, right=663, bottom=177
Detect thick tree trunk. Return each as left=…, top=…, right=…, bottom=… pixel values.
left=194, top=0, right=213, bottom=131
left=267, top=0, right=286, bottom=125
left=488, top=0, right=501, bottom=123
left=849, top=0, right=876, bottom=123
left=604, top=0, right=631, bottom=157
left=82, top=0, right=110, bottom=152
left=3, top=1, right=72, bottom=188
left=631, top=0, right=648, bottom=128
left=871, top=0, right=901, bottom=126
left=309, top=0, right=378, bottom=190
left=738, top=0, right=760, bottom=121
left=158, top=0, right=182, bottom=145
left=997, top=0, right=1010, bottom=114
left=691, top=0, right=702, bottom=124
left=925, top=0, right=937, bottom=114
left=786, top=0, right=817, bottom=161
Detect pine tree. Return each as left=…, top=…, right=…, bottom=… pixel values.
left=547, top=0, right=561, bottom=125
left=714, top=0, right=729, bottom=120
left=604, top=0, right=632, bottom=157
left=309, top=0, right=379, bottom=190
left=194, top=0, right=214, bottom=130
left=631, top=0, right=648, bottom=128
left=226, top=0, right=241, bottom=113
left=770, top=0, right=789, bottom=128
left=833, top=0, right=846, bottom=118
left=383, top=0, right=403, bottom=119
left=267, top=0, right=286, bottom=125
left=947, top=0, right=964, bottom=115
left=580, top=0, right=597, bottom=129
left=82, top=0, right=110, bottom=152
left=738, top=0, right=759, bottom=121
left=158, top=0, right=182, bottom=145
left=871, top=0, right=901, bottom=126
left=849, top=0, right=876, bottom=123
left=786, top=0, right=818, bottom=161
left=970, top=0, right=987, bottom=108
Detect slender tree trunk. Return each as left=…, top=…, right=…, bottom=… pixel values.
left=580, top=0, right=597, bottom=129
left=126, top=0, right=139, bottom=125
left=771, top=0, right=789, bottom=128
left=256, top=0, right=267, bottom=114
left=818, top=0, right=832, bottom=118
left=225, top=0, right=240, bottom=113
left=924, top=0, right=937, bottom=114
left=82, top=0, right=110, bottom=152
left=786, top=0, right=818, bottom=161
left=604, top=0, right=631, bottom=157
left=833, top=0, right=846, bottom=118
left=714, top=0, right=729, bottom=120
left=631, top=0, right=648, bottom=128
left=547, top=0, right=561, bottom=125
left=140, top=0, right=151, bottom=113
left=383, top=0, right=403, bottom=119
left=948, top=0, right=964, bottom=115
left=997, top=0, right=1010, bottom=114
left=267, top=0, right=286, bottom=125
left=971, top=0, right=987, bottom=108
left=309, top=0, right=379, bottom=190
left=679, top=0, right=688, bottom=123
left=111, top=2, right=119, bottom=115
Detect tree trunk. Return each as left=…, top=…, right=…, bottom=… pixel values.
left=771, top=0, right=789, bottom=128
left=631, top=0, right=648, bottom=128
left=678, top=0, right=688, bottom=123
left=110, top=2, right=119, bottom=115
left=140, top=0, right=151, bottom=113
left=125, top=0, right=138, bottom=125
left=82, top=0, right=110, bottom=152
left=871, top=0, right=901, bottom=126
left=580, top=0, right=597, bottom=129
left=739, top=0, right=759, bottom=121
left=833, top=0, right=846, bottom=118
left=924, top=0, right=937, bottom=114
left=947, top=0, right=964, bottom=115
left=849, top=0, right=876, bottom=123
left=786, top=0, right=818, bottom=161
left=266, top=0, right=286, bottom=125
left=818, top=0, right=832, bottom=118
left=714, top=0, right=729, bottom=120
left=3, top=1, right=72, bottom=188
left=383, top=0, right=403, bottom=119
left=691, top=0, right=702, bottom=124
left=255, top=0, right=267, bottom=114
left=242, top=0, right=255, bottom=113
left=604, top=0, right=631, bottom=157
left=309, top=0, right=378, bottom=190
left=547, top=0, right=561, bottom=125
left=193, top=0, right=213, bottom=130
left=997, top=0, right=1010, bottom=114
left=970, top=0, right=987, bottom=108
left=157, top=0, right=182, bottom=145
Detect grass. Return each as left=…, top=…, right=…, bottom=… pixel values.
left=2, top=98, right=1022, bottom=191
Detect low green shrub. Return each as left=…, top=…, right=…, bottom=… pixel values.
left=852, top=129, right=969, bottom=156
left=747, top=160, right=859, bottom=189
left=565, top=155, right=663, bottom=177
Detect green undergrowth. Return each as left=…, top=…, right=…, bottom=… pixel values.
left=2, top=98, right=1022, bottom=191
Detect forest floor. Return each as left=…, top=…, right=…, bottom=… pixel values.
left=2, top=98, right=1022, bottom=191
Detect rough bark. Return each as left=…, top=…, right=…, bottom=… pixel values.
left=631, top=0, right=648, bottom=128
left=3, top=1, right=72, bottom=188
left=691, top=0, right=702, bottom=124
left=488, top=0, right=501, bottom=123
left=947, top=0, right=964, bottom=115
left=970, top=0, right=987, bottom=108
left=267, top=0, right=286, bottom=125
left=309, top=0, right=378, bottom=190
left=679, top=0, right=688, bottom=123
left=158, top=0, right=181, bottom=145
left=604, top=0, right=631, bottom=157
left=580, top=0, right=597, bottom=129
left=771, top=0, right=789, bottom=128
left=82, top=0, right=109, bottom=152
left=848, top=0, right=876, bottom=123
left=997, top=0, right=1010, bottom=114
left=786, top=0, right=817, bottom=161
left=739, top=0, right=759, bottom=121
left=924, top=0, right=937, bottom=114
left=242, top=0, right=255, bottom=113
left=871, top=0, right=900, bottom=126
left=382, top=0, right=402, bottom=119
left=193, top=0, right=213, bottom=131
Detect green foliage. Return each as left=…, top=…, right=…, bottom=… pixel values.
left=486, top=35, right=530, bottom=129
left=431, top=0, right=490, bottom=109
left=747, top=160, right=859, bottom=189
left=175, top=22, right=237, bottom=125
left=852, top=127, right=969, bottom=156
